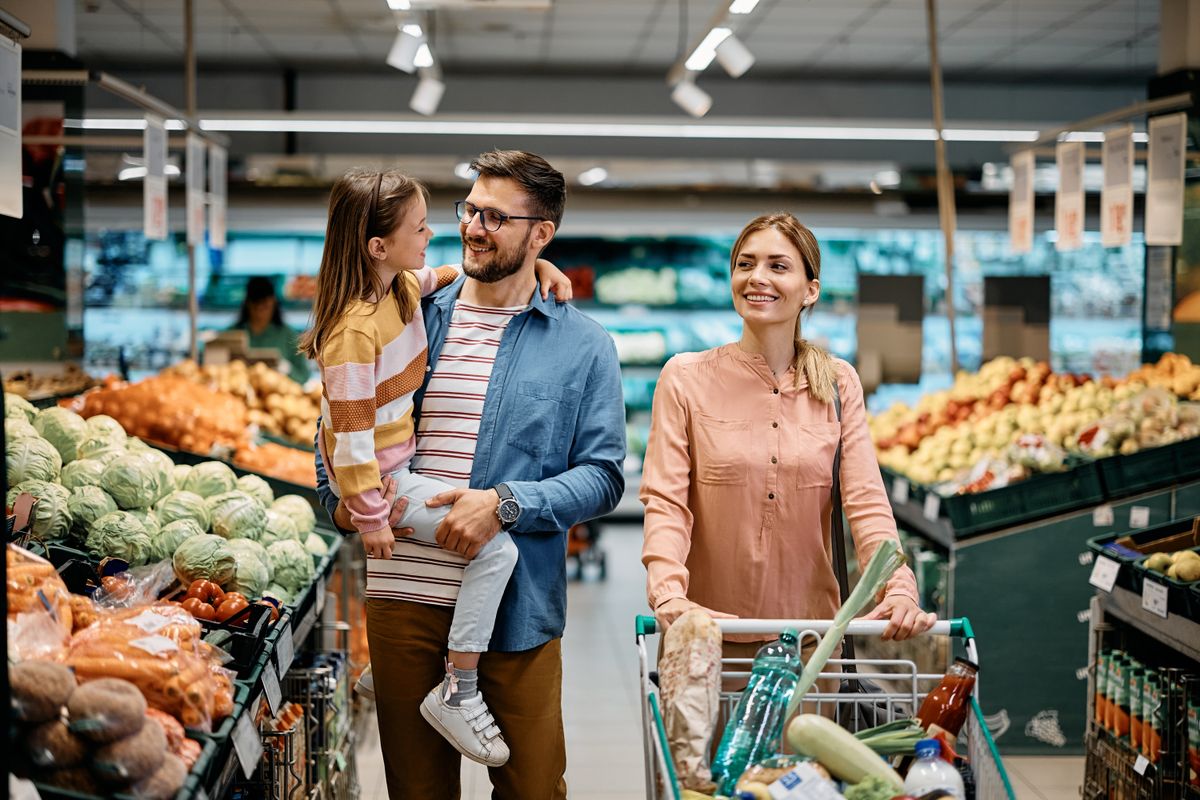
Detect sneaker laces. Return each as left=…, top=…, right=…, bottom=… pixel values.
left=442, top=660, right=458, bottom=703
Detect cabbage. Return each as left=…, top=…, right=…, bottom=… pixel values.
left=75, top=431, right=125, bottom=463
left=138, top=448, right=176, bottom=501
left=263, top=583, right=295, bottom=606
left=6, top=480, right=72, bottom=542
left=266, top=539, right=315, bottom=593
left=151, top=518, right=205, bottom=563
left=84, top=414, right=127, bottom=444
left=172, top=464, right=193, bottom=490
left=100, top=453, right=160, bottom=510
left=172, top=533, right=237, bottom=586
left=90, top=449, right=124, bottom=467
left=68, top=486, right=118, bottom=536
left=271, top=495, right=316, bottom=535
left=125, top=437, right=151, bottom=453
left=6, top=417, right=38, bottom=441
left=236, top=474, right=274, bottom=507
left=60, top=459, right=107, bottom=491
left=5, top=392, right=37, bottom=422
left=155, top=490, right=210, bottom=531
left=207, top=491, right=267, bottom=541
left=226, top=539, right=272, bottom=598
left=129, top=507, right=160, bottom=537
left=32, top=407, right=88, bottom=463
left=259, top=509, right=300, bottom=547
left=86, top=511, right=153, bottom=566
left=304, top=532, right=330, bottom=563
left=183, top=461, right=237, bottom=498
left=6, top=436, right=62, bottom=484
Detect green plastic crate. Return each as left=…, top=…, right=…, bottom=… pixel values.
left=1096, top=436, right=1200, bottom=499
left=938, top=461, right=1106, bottom=537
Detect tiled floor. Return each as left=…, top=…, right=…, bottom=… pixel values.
left=354, top=524, right=1087, bottom=799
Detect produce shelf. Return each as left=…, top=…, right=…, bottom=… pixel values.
left=1096, top=436, right=1200, bottom=500
left=1096, top=585, right=1200, bottom=664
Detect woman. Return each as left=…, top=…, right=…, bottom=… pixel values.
left=229, top=276, right=311, bottom=382
left=641, top=213, right=935, bottom=665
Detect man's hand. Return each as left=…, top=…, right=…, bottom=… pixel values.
left=426, top=488, right=503, bottom=559
left=863, top=594, right=938, bottom=641
left=653, top=597, right=738, bottom=634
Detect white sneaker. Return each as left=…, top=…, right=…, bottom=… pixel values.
left=354, top=665, right=375, bottom=701
left=419, top=686, right=510, bottom=767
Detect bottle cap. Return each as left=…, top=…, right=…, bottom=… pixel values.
left=915, top=738, right=941, bottom=758
left=954, top=656, right=980, bottom=672
left=780, top=627, right=799, bottom=643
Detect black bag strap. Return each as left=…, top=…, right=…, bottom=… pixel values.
left=828, top=380, right=859, bottom=668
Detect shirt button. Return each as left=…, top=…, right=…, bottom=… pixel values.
left=768, top=493, right=776, bottom=500
left=773, top=388, right=779, bottom=395
left=426, top=366, right=432, bottom=372
left=772, top=421, right=779, bottom=428
left=771, top=456, right=777, bottom=464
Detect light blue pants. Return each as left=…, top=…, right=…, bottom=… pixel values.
left=389, top=468, right=518, bottom=653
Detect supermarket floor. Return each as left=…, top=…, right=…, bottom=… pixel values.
left=353, top=523, right=1085, bottom=800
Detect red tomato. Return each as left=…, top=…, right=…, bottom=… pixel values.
left=185, top=580, right=225, bottom=605
left=181, top=597, right=215, bottom=621
left=256, top=599, right=281, bottom=623
left=215, top=595, right=250, bottom=624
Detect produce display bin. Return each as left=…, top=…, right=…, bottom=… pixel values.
left=938, top=461, right=1106, bottom=537
left=1133, top=547, right=1200, bottom=618
left=195, top=602, right=279, bottom=680
left=1096, top=436, right=1200, bottom=500
left=1087, top=519, right=1200, bottom=596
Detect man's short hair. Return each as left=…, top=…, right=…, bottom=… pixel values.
left=470, top=150, right=566, bottom=229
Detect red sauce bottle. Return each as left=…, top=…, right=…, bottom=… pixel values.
left=916, top=657, right=980, bottom=747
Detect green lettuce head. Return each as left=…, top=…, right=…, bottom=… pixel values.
left=128, top=507, right=160, bottom=537
left=226, top=538, right=273, bottom=598
left=303, top=532, right=330, bottom=563
left=84, top=414, right=127, bottom=444
left=266, top=539, right=315, bottom=594
left=6, top=436, right=62, bottom=485
left=68, top=485, right=118, bottom=536
left=259, top=509, right=300, bottom=548
left=270, top=495, right=316, bottom=536
left=172, top=533, right=237, bottom=586
left=125, top=437, right=151, bottom=453
left=263, top=583, right=295, bottom=606
left=5, top=417, right=38, bottom=442
left=86, top=511, right=153, bottom=566
left=6, top=480, right=72, bottom=542
left=151, top=518, right=205, bottom=563
left=138, top=447, right=176, bottom=501
left=207, top=491, right=268, bottom=541
left=182, top=461, right=238, bottom=498
left=75, top=430, right=125, bottom=463
left=172, top=464, right=193, bottom=490
left=100, top=453, right=160, bottom=510
left=236, top=474, right=274, bottom=507
left=32, top=407, right=89, bottom=463
left=5, top=392, right=37, bottom=422
left=155, top=490, right=210, bottom=531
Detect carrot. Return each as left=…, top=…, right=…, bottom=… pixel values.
left=213, top=687, right=234, bottom=718
left=67, top=656, right=179, bottom=682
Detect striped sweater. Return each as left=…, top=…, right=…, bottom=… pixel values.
left=318, top=265, right=460, bottom=533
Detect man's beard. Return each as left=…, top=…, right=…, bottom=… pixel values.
left=461, top=228, right=530, bottom=284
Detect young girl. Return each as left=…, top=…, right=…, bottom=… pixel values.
left=300, top=169, right=571, bottom=767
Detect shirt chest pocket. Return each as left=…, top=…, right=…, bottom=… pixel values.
left=790, top=422, right=841, bottom=489
left=693, top=413, right=753, bottom=485
left=507, top=381, right=582, bottom=459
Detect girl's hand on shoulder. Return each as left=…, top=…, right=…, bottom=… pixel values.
left=654, top=597, right=737, bottom=634
left=534, top=258, right=573, bottom=303
left=864, top=594, right=937, bottom=641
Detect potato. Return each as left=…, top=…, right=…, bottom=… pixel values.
left=27, top=719, right=89, bottom=769
left=1172, top=550, right=1200, bottom=564
left=1145, top=553, right=1173, bottom=573
left=129, top=754, right=187, bottom=800
left=68, top=678, right=147, bottom=743
left=11, top=660, right=78, bottom=723
left=1176, top=559, right=1200, bottom=582
left=91, top=714, right=166, bottom=784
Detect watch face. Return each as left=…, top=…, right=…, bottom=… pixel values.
left=499, top=499, right=520, bottom=524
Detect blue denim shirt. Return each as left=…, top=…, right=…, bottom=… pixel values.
left=315, top=276, right=626, bottom=651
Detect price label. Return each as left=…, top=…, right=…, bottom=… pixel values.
left=891, top=478, right=910, bottom=504
left=923, top=493, right=941, bottom=521
left=1134, top=754, right=1150, bottom=775
left=1078, top=551, right=1095, bottom=566
left=1075, top=666, right=1089, bottom=680
left=1142, top=580, right=1168, bottom=619
left=1076, top=609, right=1090, bottom=623
left=1130, top=506, right=1150, bottom=528
left=316, top=576, right=327, bottom=616
left=1092, top=505, right=1114, bottom=527
left=262, top=661, right=282, bottom=717
left=233, top=712, right=264, bottom=779
left=276, top=623, right=295, bottom=676
left=1088, top=556, right=1121, bottom=592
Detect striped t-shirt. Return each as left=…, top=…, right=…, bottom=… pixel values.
left=365, top=300, right=524, bottom=605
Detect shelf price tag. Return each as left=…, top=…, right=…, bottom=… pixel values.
left=1133, top=754, right=1150, bottom=775
left=1088, top=556, right=1121, bottom=592
left=891, top=478, right=909, bottom=505
left=262, top=661, right=282, bottom=717
left=276, top=623, right=295, bottom=677
left=1142, top=581, right=1168, bottom=619
left=233, top=712, right=264, bottom=779
left=1129, top=506, right=1150, bottom=528
left=923, top=493, right=941, bottom=522
left=1092, top=505, right=1114, bottom=527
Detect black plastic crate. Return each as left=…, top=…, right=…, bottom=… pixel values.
left=1097, top=436, right=1200, bottom=500
left=1133, top=548, right=1200, bottom=620
left=937, top=461, right=1106, bottom=537
left=1088, top=519, right=1200, bottom=595
left=198, top=602, right=279, bottom=680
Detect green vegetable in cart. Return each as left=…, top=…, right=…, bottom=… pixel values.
left=67, top=486, right=118, bottom=536
left=236, top=474, right=274, bottom=507
left=259, top=508, right=300, bottom=547
left=6, top=416, right=38, bottom=441
left=59, top=458, right=106, bottom=491
left=181, top=461, right=237, bottom=498
left=154, top=490, right=210, bottom=531
left=86, top=511, right=153, bottom=566
left=853, top=719, right=927, bottom=756
left=271, top=494, right=316, bottom=535
left=6, top=480, right=72, bottom=542
left=207, top=490, right=267, bottom=541
left=786, top=714, right=903, bottom=790
left=304, top=532, right=329, bottom=562
left=6, top=435, right=62, bottom=485
left=5, top=392, right=37, bottom=422
left=172, top=533, right=237, bottom=586
left=151, top=518, right=205, bottom=563
left=100, top=453, right=160, bottom=510
left=225, top=538, right=272, bottom=598
left=843, top=774, right=903, bottom=800
left=32, top=407, right=89, bottom=463
left=266, top=539, right=314, bottom=594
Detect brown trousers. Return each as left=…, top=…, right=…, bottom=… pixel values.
left=365, top=597, right=568, bottom=800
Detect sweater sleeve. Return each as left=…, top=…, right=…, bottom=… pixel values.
left=413, top=264, right=463, bottom=297
left=321, top=328, right=387, bottom=533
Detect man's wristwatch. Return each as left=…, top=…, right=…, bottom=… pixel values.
left=494, top=483, right=521, bottom=530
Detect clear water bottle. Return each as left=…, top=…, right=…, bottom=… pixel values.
left=903, top=738, right=966, bottom=799
left=710, top=629, right=802, bottom=794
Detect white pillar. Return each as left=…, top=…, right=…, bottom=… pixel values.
left=1159, top=0, right=1200, bottom=73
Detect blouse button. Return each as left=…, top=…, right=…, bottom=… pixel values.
left=772, top=421, right=779, bottom=428
left=768, top=493, right=776, bottom=500
left=771, top=456, right=777, bottom=464
left=773, top=388, right=779, bottom=395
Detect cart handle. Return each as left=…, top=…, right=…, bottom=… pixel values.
left=635, top=614, right=972, bottom=640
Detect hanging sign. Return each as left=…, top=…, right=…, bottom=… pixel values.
left=1101, top=125, right=1133, bottom=248
left=186, top=133, right=206, bottom=246
left=143, top=115, right=167, bottom=240
left=1055, top=141, right=1084, bottom=252
left=208, top=143, right=227, bottom=250
left=1145, top=112, right=1186, bottom=246
left=1009, top=150, right=1034, bottom=254
left=0, top=36, right=21, bottom=219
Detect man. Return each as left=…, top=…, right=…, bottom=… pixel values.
left=315, top=150, right=625, bottom=799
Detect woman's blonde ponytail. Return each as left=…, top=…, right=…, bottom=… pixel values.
left=794, top=326, right=835, bottom=404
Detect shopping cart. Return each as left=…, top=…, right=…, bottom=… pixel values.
left=636, top=616, right=1015, bottom=800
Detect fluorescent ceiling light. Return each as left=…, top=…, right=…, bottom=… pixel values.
left=118, top=164, right=181, bottom=181
left=578, top=167, right=608, bottom=186
left=387, top=0, right=411, bottom=9
left=685, top=27, right=732, bottom=71
left=729, top=0, right=760, bottom=12
left=414, top=43, right=434, bottom=69
left=402, top=23, right=423, bottom=36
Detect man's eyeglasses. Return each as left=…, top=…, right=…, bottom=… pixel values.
left=455, top=200, right=546, bottom=233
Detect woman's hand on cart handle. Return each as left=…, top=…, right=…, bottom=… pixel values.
left=862, top=594, right=938, bottom=641
left=654, top=597, right=738, bottom=633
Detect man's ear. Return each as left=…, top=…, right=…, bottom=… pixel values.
left=530, top=220, right=556, bottom=253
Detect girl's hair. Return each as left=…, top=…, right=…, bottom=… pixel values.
left=299, top=169, right=429, bottom=361
left=235, top=276, right=283, bottom=328
left=730, top=212, right=836, bottom=404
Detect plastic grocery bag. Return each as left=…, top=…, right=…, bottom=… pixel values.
left=659, top=609, right=723, bottom=793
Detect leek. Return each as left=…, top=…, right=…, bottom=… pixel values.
left=783, top=539, right=906, bottom=721
left=853, top=718, right=925, bottom=755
